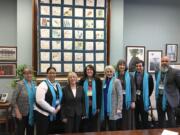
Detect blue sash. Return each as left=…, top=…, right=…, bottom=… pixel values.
left=45, top=79, right=63, bottom=121
left=115, top=71, right=131, bottom=110
left=134, top=72, right=149, bottom=112
left=125, top=71, right=131, bottom=109
left=155, top=71, right=167, bottom=111
left=100, top=77, right=115, bottom=120
left=23, top=79, right=36, bottom=126
left=143, top=72, right=150, bottom=112
left=83, top=79, right=96, bottom=117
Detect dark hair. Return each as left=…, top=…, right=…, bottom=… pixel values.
left=46, top=66, right=56, bottom=73
left=116, top=59, right=128, bottom=71
left=136, top=60, right=144, bottom=67
left=83, top=64, right=96, bottom=78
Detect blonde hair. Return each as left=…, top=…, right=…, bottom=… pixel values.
left=104, top=65, right=115, bottom=78
left=67, top=72, right=78, bottom=84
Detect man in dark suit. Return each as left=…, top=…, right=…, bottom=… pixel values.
left=155, top=56, right=180, bottom=128
left=134, top=60, right=154, bottom=129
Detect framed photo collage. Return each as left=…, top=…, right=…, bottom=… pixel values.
left=0, top=46, right=17, bottom=78
left=34, top=0, right=109, bottom=76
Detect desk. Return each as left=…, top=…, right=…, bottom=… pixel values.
left=0, top=102, right=11, bottom=132
left=49, top=128, right=180, bottom=135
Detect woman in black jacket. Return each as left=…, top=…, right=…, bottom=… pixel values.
left=61, top=72, right=85, bottom=133
left=79, top=64, right=102, bottom=132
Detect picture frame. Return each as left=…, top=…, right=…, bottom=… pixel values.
left=126, top=46, right=145, bottom=72
left=165, top=44, right=178, bottom=62
left=0, top=63, right=16, bottom=78
left=0, top=46, right=17, bottom=61
left=147, top=50, right=162, bottom=73
left=33, top=0, right=110, bottom=76
left=170, top=63, right=180, bottom=70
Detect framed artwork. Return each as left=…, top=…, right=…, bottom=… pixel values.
left=0, top=46, right=17, bottom=61
left=126, top=46, right=145, bottom=72
left=170, top=63, right=180, bottom=70
left=33, top=0, right=110, bottom=76
left=166, top=44, right=178, bottom=62
left=0, top=63, right=16, bottom=78
left=147, top=50, right=162, bottom=73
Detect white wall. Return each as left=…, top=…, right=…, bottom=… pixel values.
left=0, top=0, right=32, bottom=99
left=110, top=0, right=124, bottom=65
left=17, top=0, right=32, bottom=65
left=0, top=0, right=17, bottom=100
left=124, top=0, right=180, bottom=64
left=0, top=0, right=17, bottom=45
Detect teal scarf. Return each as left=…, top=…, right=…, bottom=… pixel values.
left=155, top=71, right=167, bottom=111
left=143, top=72, right=150, bottom=112
left=115, top=71, right=131, bottom=110
left=134, top=72, right=149, bottom=112
left=83, top=79, right=96, bottom=117
left=23, top=79, right=36, bottom=126
left=100, top=77, right=115, bottom=120
left=45, top=79, right=63, bottom=121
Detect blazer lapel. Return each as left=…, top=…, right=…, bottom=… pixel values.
left=75, top=86, right=80, bottom=98
left=67, top=85, right=75, bottom=98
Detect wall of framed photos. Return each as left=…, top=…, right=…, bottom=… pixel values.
left=33, top=0, right=111, bottom=76
left=0, top=46, right=17, bottom=78
left=123, top=0, right=180, bottom=63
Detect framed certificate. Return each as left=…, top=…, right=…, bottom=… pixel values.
left=64, top=41, right=72, bottom=50
left=40, top=63, right=50, bottom=73
left=52, top=52, right=61, bottom=61
left=75, top=0, right=84, bottom=6
left=40, top=18, right=50, bottom=27
left=0, top=63, right=16, bottom=78
left=75, top=41, right=83, bottom=50
left=40, top=52, right=50, bottom=61
left=52, top=40, right=61, bottom=49
left=86, top=42, right=94, bottom=50
left=52, top=64, right=61, bottom=72
left=52, top=29, right=61, bottom=38
left=64, top=64, right=72, bottom=72
left=40, top=40, right=50, bottom=49
left=52, top=18, right=61, bottom=27
left=75, top=19, right=83, bottom=28
left=40, top=6, right=50, bottom=15
left=75, top=64, right=83, bottom=72
left=75, top=53, right=83, bottom=61
left=52, top=0, right=61, bottom=4
left=52, top=6, right=61, bottom=16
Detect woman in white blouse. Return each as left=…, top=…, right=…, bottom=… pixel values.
left=35, top=67, right=63, bottom=135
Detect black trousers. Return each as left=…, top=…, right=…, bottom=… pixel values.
left=135, top=96, right=149, bottom=129
left=65, top=114, right=81, bottom=133
left=118, top=96, right=135, bottom=130
left=157, top=95, right=176, bottom=128
left=35, top=111, right=49, bottom=135
left=81, top=107, right=99, bottom=132
left=15, top=115, right=34, bottom=135
left=101, top=116, right=117, bottom=131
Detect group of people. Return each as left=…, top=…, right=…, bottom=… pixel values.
left=11, top=56, right=180, bottom=135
